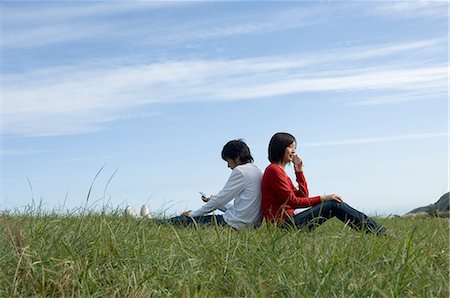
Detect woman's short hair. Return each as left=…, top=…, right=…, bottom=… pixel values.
left=268, top=132, right=296, bottom=163
left=221, top=139, right=254, bottom=164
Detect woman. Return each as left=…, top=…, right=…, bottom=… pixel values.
left=262, top=132, right=386, bottom=234
left=170, top=139, right=263, bottom=230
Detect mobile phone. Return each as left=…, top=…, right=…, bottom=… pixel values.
left=199, top=191, right=209, bottom=202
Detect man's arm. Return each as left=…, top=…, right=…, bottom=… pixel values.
left=190, top=169, right=244, bottom=217
left=218, top=202, right=233, bottom=212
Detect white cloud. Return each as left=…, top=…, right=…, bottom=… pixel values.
left=2, top=2, right=447, bottom=50
left=0, top=148, right=49, bottom=157
left=349, top=90, right=446, bottom=106
left=336, top=39, right=444, bottom=61
left=2, top=39, right=447, bottom=136
left=0, top=1, right=195, bottom=48
left=213, top=66, right=446, bottom=100
left=0, top=4, right=333, bottom=50
left=1, top=24, right=107, bottom=48
left=1, top=1, right=186, bottom=24
left=370, top=1, right=448, bottom=20
left=146, top=6, right=328, bottom=45
left=303, top=132, right=449, bottom=147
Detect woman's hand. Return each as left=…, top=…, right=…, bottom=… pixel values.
left=292, top=154, right=303, bottom=172
left=320, top=194, right=343, bottom=203
left=181, top=210, right=192, bottom=217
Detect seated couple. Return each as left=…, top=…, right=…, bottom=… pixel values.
left=151, top=133, right=386, bottom=234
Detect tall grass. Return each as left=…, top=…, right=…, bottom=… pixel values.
left=1, top=210, right=448, bottom=297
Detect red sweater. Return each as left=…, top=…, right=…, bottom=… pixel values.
left=262, top=163, right=321, bottom=223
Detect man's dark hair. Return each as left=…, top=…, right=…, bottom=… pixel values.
left=221, top=139, right=254, bottom=164
left=268, top=132, right=296, bottom=163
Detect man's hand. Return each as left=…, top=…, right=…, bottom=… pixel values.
left=201, top=195, right=212, bottom=202
left=181, top=210, right=192, bottom=217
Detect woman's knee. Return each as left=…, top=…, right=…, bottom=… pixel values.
left=321, top=200, right=340, bottom=208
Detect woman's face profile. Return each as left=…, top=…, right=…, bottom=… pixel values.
left=282, top=141, right=297, bottom=164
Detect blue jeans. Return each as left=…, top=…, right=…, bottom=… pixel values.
left=168, top=215, right=228, bottom=227
left=283, top=201, right=386, bottom=234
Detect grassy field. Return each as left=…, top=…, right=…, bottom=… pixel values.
left=1, top=211, right=448, bottom=297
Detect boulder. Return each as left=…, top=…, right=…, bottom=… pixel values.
left=405, top=192, right=449, bottom=217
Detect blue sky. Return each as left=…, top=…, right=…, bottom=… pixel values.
left=1, top=1, right=448, bottom=216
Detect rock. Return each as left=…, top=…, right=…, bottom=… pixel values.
left=405, top=192, right=449, bottom=217
left=403, top=211, right=429, bottom=218
left=433, top=192, right=450, bottom=211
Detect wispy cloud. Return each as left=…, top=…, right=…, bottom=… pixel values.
left=303, top=132, right=449, bottom=147
left=2, top=38, right=446, bottom=136
left=57, top=156, right=115, bottom=163
left=145, top=6, right=328, bottom=46
left=215, top=65, right=446, bottom=100
left=370, top=1, right=448, bottom=20
left=2, top=2, right=446, bottom=51
left=1, top=2, right=181, bottom=24
left=1, top=4, right=327, bottom=49
left=349, top=90, right=446, bottom=106
left=0, top=148, right=49, bottom=157
left=2, top=24, right=107, bottom=49
left=1, top=1, right=193, bottom=48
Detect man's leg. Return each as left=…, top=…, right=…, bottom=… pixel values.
left=169, top=215, right=227, bottom=227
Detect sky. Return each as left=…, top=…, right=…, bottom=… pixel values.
left=1, top=1, right=448, bottom=216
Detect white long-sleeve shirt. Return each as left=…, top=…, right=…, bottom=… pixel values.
left=190, top=163, right=263, bottom=229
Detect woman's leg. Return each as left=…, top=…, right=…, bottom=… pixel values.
left=289, top=201, right=386, bottom=234
left=169, top=215, right=227, bottom=227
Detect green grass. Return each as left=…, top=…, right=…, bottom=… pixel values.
left=1, top=211, right=448, bottom=297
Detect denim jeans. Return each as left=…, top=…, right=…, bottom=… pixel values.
left=282, top=201, right=386, bottom=234
left=168, top=214, right=228, bottom=227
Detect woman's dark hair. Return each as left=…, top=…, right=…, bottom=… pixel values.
left=268, top=132, right=296, bottom=163
left=221, top=139, right=254, bottom=164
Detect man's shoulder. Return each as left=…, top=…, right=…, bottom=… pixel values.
left=235, top=163, right=262, bottom=177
